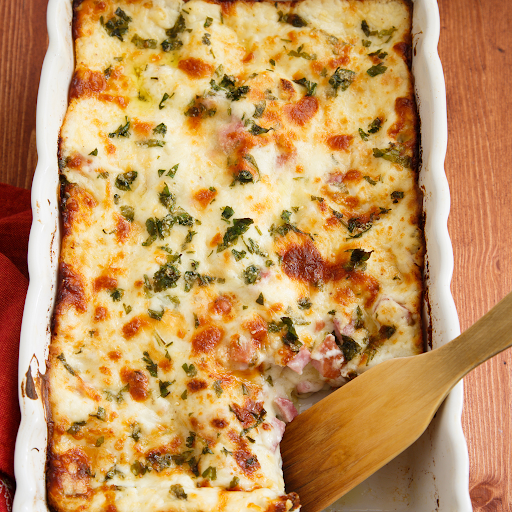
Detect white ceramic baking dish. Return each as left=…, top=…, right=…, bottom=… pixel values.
left=14, top=0, right=471, bottom=510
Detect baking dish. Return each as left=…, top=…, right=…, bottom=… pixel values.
left=14, top=0, right=472, bottom=510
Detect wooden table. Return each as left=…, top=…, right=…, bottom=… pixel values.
left=1, top=0, right=511, bottom=508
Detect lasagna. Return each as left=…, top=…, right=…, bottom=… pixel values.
left=47, top=0, right=423, bottom=511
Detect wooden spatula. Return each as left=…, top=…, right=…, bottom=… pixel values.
left=281, top=290, right=512, bottom=512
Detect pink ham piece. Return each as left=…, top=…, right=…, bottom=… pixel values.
left=334, top=318, right=355, bottom=338
left=228, top=335, right=255, bottom=370
left=274, top=397, right=298, bottom=423
left=373, top=297, right=414, bottom=326
left=311, top=333, right=345, bottom=380
left=267, top=417, right=286, bottom=452
left=296, top=380, right=324, bottom=394
left=286, top=347, right=311, bottom=374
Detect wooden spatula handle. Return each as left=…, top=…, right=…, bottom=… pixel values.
left=431, top=289, right=512, bottom=387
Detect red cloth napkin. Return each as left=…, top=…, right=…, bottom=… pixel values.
left=0, top=184, right=32, bottom=511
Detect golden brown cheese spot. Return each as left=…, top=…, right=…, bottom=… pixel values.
left=327, top=135, right=353, bottom=151
left=388, top=97, right=417, bottom=146
left=343, top=169, right=362, bottom=183
left=243, top=52, right=255, bottom=63
left=67, top=154, right=88, bottom=170
left=285, top=96, right=319, bottom=126
left=93, top=275, right=117, bottom=292
left=393, top=41, right=412, bottom=68
left=115, top=215, right=131, bottom=244
left=193, top=188, right=217, bottom=210
left=230, top=400, right=264, bottom=428
left=69, top=69, right=106, bottom=101
left=234, top=448, right=260, bottom=476
left=211, top=418, right=228, bottom=429
left=279, top=79, right=296, bottom=101
left=243, top=315, right=267, bottom=342
left=267, top=493, right=301, bottom=512
left=108, top=350, right=121, bottom=361
left=47, top=448, right=92, bottom=499
left=191, top=325, right=223, bottom=354
left=120, top=367, right=149, bottom=402
left=159, top=358, right=172, bottom=372
left=281, top=239, right=325, bottom=285
left=210, top=295, right=232, bottom=316
left=178, top=57, right=214, bottom=79
left=187, top=378, right=208, bottom=393
left=132, top=119, right=153, bottom=137
left=56, top=263, right=87, bottom=314
left=94, top=306, right=108, bottom=321
left=210, top=232, right=222, bottom=247
left=99, top=366, right=111, bottom=375
left=60, top=183, right=98, bottom=236
left=122, top=316, right=145, bottom=339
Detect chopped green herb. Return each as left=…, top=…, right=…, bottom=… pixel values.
left=359, top=128, right=369, bottom=141
left=329, top=68, right=355, bottom=94
left=293, top=77, right=317, bottom=96
left=368, top=117, right=382, bottom=133
left=280, top=317, right=302, bottom=352
left=182, top=363, right=197, bottom=377
left=361, top=20, right=372, bottom=37
left=221, top=206, right=235, bottom=220
left=204, top=16, right=213, bottom=28
left=256, top=293, right=264, bottom=305
left=391, top=190, right=404, bottom=203
left=137, top=139, right=166, bottom=148
left=159, top=380, right=173, bottom=398
left=123, top=303, right=132, bottom=314
left=57, top=353, right=76, bottom=375
left=229, top=476, right=240, bottom=489
left=131, top=34, right=157, bottom=49
left=102, top=8, right=132, bottom=41
left=362, top=39, right=372, bottom=47
left=344, top=248, right=373, bottom=271
left=131, top=460, right=147, bottom=476
left=202, top=466, right=217, bottom=481
left=109, top=117, right=130, bottom=138
left=130, top=424, right=141, bottom=441
left=298, top=297, right=312, bottom=310
left=153, top=263, right=181, bottom=292
left=120, top=205, right=134, bottom=222
left=210, top=75, right=250, bottom=101
left=243, top=237, right=268, bottom=257
left=372, top=143, right=412, bottom=168
left=89, top=148, right=98, bottom=156
left=277, top=11, right=307, bottom=27
left=368, top=49, right=388, bottom=60
left=217, top=218, right=254, bottom=252
left=67, top=421, right=86, bottom=435
left=115, top=171, right=137, bottom=191
left=153, top=123, right=167, bottom=136
left=89, top=406, right=107, bottom=421
left=97, top=172, right=109, bottom=179
left=96, top=436, right=105, bottom=447
left=241, top=383, right=250, bottom=395
left=213, top=380, right=223, bottom=397
left=367, top=64, right=387, bottom=77
left=249, top=122, right=272, bottom=135
left=253, top=100, right=266, bottom=118
left=170, top=483, right=188, bottom=500
left=159, top=92, right=170, bottom=110
left=364, top=175, right=377, bottom=185
left=288, top=44, right=317, bottom=60
left=110, top=288, right=124, bottom=301
left=148, top=307, right=165, bottom=320
left=328, top=309, right=336, bottom=315
left=202, top=33, right=211, bottom=45
left=266, top=375, right=273, bottom=386
left=232, top=249, right=246, bottom=261
left=142, top=351, right=158, bottom=377
left=242, top=265, right=261, bottom=284
left=311, top=195, right=324, bottom=202
left=181, top=389, right=188, bottom=400
left=337, top=335, right=361, bottom=361
left=354, top=306, right=365, bottom=329
left=161, top=13, right=186, bottom=52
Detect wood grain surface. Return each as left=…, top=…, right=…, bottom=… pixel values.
left=1, top=0, right=511, bottom=509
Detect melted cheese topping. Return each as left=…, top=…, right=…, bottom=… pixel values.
left=48, top=1, right=422, bottom=511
